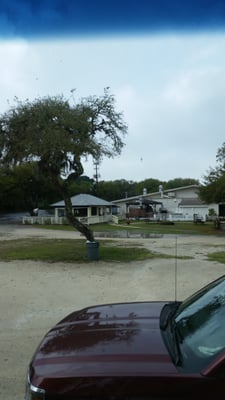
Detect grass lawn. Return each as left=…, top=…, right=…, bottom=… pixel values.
left=208, top=252, right=225, bottom=264
left=2, top=221, right=224, bottom=263
left=0, top=238, right=179, bottom=262
left=93, top=221, right=223, bottom=235
left=35, top=220, right=223, bottom=236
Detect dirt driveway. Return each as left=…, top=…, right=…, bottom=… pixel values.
left=0, top=225, right=225, bottom=399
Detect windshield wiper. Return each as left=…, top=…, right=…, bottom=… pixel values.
left=160, top=302, right=181, bottom=330
left=170, top=317, right=183, bottom=366
left=160, top=302, right=183, bottom=366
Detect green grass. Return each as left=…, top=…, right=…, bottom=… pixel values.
left=6, top=221, right=220, bottom=263
left=0, top=238, right=177, bottom=263
left=35, top=221, right=222, bottom=236
left=208, top=251, right=225, bottom=264
left=93, top=221, right=219, bottom=235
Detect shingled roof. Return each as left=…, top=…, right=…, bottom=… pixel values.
left=51, top=194, right=112, bottom=207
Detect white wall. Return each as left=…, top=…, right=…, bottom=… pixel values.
left=114, top=187, right=218, bottom=221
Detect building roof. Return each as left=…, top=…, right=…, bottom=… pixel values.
left=179, top=198, right=206, bottom=207
left=163, top=184, right=199, bottom=192
left=51, top=194, right=112, bottom=207
left=113, top=185, right=200, bottom=203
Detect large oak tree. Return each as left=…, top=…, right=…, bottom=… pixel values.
left=0, top=89, right=128, bottom=241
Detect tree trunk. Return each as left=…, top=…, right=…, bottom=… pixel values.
left=63, top=191, right=95, bottom=242
left=49, top=170, right=95, bottom=242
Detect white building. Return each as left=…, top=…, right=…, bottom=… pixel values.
left=23, top=194, right=113, bottom=225
left=113, top=185, right=217, bottom=222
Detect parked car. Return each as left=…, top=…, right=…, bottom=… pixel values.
left=25, top=275, right=225, bottom=399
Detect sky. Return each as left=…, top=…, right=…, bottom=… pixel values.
left=1, top=1, right=225, bottom=183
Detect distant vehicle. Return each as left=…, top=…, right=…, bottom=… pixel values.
left=25, top=275, right=225, bottom=399
left=37, top=209, right=53, bottom=217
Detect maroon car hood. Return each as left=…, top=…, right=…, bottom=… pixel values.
left=30, top=302, right=178, bottom=390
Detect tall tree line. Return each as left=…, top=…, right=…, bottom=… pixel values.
left=0, top=164, right=199, bottom=212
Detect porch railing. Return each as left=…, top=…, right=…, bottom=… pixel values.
left=23, top=214, right=112, bottom=225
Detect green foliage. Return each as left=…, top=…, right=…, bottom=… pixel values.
left=95, top=179, right=137, bottom=200
left=0, top=90, right=127, bottom=178
left=94, top=177, right=199, bottom=201
left=208, top=208, right=217, bottom=216
left=135, top=178, right=163, bottom=194
left=69, top=175, right=94, bottom=196
left=200, top=142, right=225, bottom=203
left=0, top=162, right=58, bottom=212
left=164, top=178, right=199, bottom=190
left=0, top=169, right=202, bottom=213
left=0, top=90, right=127, bottom=240
left=200, top=172, right=225, bottom=203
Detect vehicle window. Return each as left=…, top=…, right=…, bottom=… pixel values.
left=175, top=277, right=225, bottom=370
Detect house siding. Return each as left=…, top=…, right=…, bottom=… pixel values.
left=113, top=186, right=218, bottom=221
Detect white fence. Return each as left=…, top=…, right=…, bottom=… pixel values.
left=168, top=213, right=192, bottom=222
left=116, top=212, right=198, bottom=222
left=23, top=214, right=112, bottom=225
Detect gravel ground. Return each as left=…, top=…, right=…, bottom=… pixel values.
left=0, top=224, right=225, bottom=399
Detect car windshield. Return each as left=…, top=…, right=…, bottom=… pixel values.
left=174, top=276, right=225, bottom=371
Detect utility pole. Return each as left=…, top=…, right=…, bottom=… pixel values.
left=93, top=160, right=100, bottom=184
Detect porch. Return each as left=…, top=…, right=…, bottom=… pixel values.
left=23, top=193, right=113, bottom=225
left=22, top=214, right=113, bottom=225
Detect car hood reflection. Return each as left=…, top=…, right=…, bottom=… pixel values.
left=31, top=302, right=177, bottom=385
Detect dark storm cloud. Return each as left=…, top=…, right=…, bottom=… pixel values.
left=0, top=0, right=225, bottom=38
